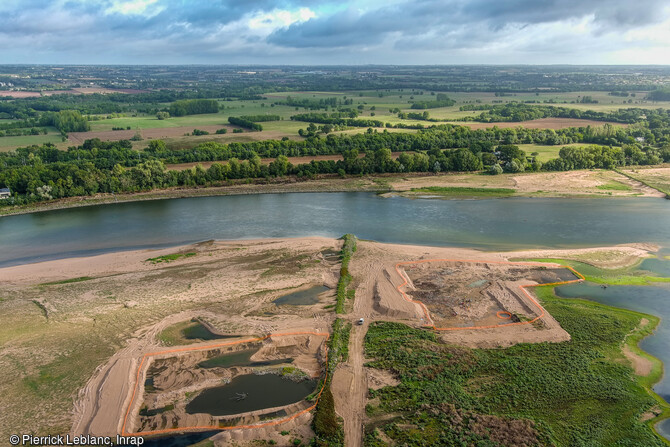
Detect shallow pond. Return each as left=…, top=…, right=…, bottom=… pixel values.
left=182, top=322, right=233, bottom=341
left=273, top=285, right=330, bottom=306
left=185, top=374, right=316, bottom=416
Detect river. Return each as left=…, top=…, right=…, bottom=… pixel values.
left=2, top=194, right=670, bottom=267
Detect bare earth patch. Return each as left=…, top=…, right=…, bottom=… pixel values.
left=624, top=318, right=654, bottom=376
left=68, top=125, right=231, bottom=145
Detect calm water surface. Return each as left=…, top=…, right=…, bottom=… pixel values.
left=2, top=194, right=670, bottom=267
left=185, top=374, right=315, bottom=416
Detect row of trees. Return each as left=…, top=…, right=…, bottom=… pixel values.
left=458, top=103, right=658, bottom=124
left=167, top=99, right=219, bottom=117
left=227, top=116, right=263, bottom=131
left=41, top=110, right=90, bottom=132
left=4, top=135, right=669, bottom=206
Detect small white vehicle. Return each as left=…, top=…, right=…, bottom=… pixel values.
left=358, top=318, right=365, bottom=325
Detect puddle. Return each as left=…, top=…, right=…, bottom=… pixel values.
left=468, top=279, right=488, bottom=288
left=273, top=285, right=330, bottom=306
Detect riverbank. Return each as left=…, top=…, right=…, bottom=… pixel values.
left=0, top=168, right=663, bottom=217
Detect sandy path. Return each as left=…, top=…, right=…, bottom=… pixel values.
left=338, top=252, right=378, bottom=447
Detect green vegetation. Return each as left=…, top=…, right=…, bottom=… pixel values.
left=459, top=102, right=650, bottom=124
left=145, top=252, right=196, bottom=264
left=411, top=186, right=515, bottom=198
left=523, top=258, right=670, bottom=286
left=327, top=319, right=351, bottom=373
left=3, top=119, right=670, bottom=207
left=615, top=168, right=670, bottom=198
left=168, top=99, right=219, bottom=117
left=228, top=116, right=264, bottom=131
left=40, top=276, right=94, bottom=286
left=2, top=66, right=670, bottom=210
left=313, top=386, right=342, bottom=446
left=596, top=181, right=632, bottom=191
left=336, top=234, right=357, bottom=314
left=410, top=93, right=456, bottom=109
left=313, top=235, right=356, bottom=446
left=238, top=114, right=280, bottom=122
left=647, top=89, right=670, bottom=102
left=364, top=290, right=668, bottom=446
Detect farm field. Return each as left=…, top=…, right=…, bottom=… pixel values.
left=0, top=132, right=63, bottom=151
left=1, top=86, right=666, bottom=153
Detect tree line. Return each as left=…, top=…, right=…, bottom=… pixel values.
left=2, top=128, right=669, bottom=206
left=457, top=103, right=664, bottom=124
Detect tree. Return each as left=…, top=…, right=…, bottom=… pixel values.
left=490, top=163, right=503, bottom=175
left=451, top=148, right=483, bottom=171
left=269, top=155, right=290, bottom=176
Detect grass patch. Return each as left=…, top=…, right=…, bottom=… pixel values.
left=145, top=252, right=196, bottom=264
left=597, top=181, right=633, bottom=191
left=411, top=186, right=515, bottom=198
left=40, top=276, right=94, bottom=286
left=364, top=290, right=668, bottom=446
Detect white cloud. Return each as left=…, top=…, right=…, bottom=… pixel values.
left=248, top=8, right=316, bottom=34
left=105, top=0, right=162, bottom=16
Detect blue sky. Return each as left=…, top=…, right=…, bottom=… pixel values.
left=1, top=0, right=669, bottom=64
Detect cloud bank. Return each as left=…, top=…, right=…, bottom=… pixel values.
left=0, top=0, right=668, bottom=64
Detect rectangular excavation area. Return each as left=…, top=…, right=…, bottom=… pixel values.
left=404, top=261, right=579, bottom=329
left=128, top=333, right=326, bottom=435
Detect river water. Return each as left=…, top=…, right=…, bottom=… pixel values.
left=2, top=194, right=670, bottom=267
left=2, top=192, right=670, bottom=440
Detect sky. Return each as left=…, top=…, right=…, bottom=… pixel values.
left=1, top=0, right=669, bottom=65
